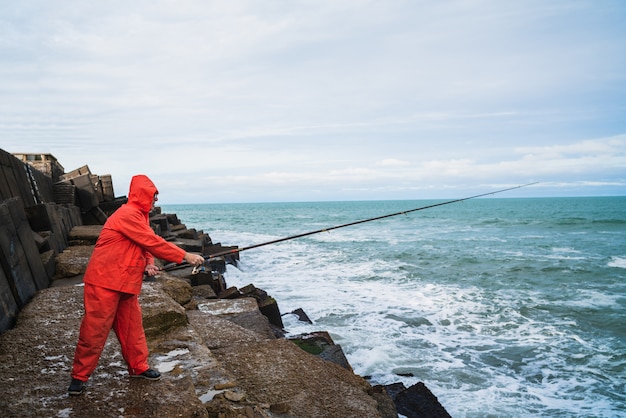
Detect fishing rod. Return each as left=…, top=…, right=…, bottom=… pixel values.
left=191, top=182, right=538, bottom=265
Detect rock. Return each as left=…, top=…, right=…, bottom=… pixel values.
left=382, top=381, right=407, bottom=400
left=198, top=296, right=277, bottom=339
left=224, top=390, right=245, bottom=402
left=173, top=237, right=203, bottom=252
left=40, top=249, right=56, bottom=281
left=155, top=272, right=193, bottom=306
left=270, top=401, right=291, bottom=413
left=257, top=296, right=284, bottom=329
left=395, top=382, right=452, bottom=418
left=371, top=385, right=399, bottom=418
left=140, top=282, right=188, bottom=340
left=207, top=256, right=227, bottom=274
left=212, top=338, right=383, bottom=418
left=214, top=381, right=237, bottom=390
left=284, top=307, right=313, bottom=324
left=53, top=245, right=93, bottom=279
left=68, top=224, right=102, bottom=245
left=290, top=331, right=352, bottom=371
left=31, top=228, right=48, bottom=251
left=227, top=310, right=279, bottom=340
left=173, top=228, right=199, bottom=239
left=187, top=310, right=268, bottom=350
left=318, top=344, right=353, bottom=371
left=218, top=286, right=241, bottom=299
left=150, top=214, right=172, bottom=237
left=192, top=284, right=218, bottom=300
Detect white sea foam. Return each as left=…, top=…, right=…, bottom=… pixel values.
left=562, top=289, right=622, bottom=309
left=545, top=247, right=586, bottom=260
left=608, top=256, right=626, bottom=268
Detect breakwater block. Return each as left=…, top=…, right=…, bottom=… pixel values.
left=139, top=282, right=188, bottom=340
left=6, top=199, right=49, bottom=290
left=218, top=286, right=241, bottom=299
left=40, top=250, right=56, bottom=281
left=82, top=206, right=108, bottom=225
left=68, top=225, right=102, bottom=246
left=283, top=307, right=313, bottom=324
left=165, top=213, right=182, bottom=225
left=0, top=149, right=37, bottom=206
left=0, top=264, right=18, bottom=333
left=188, top=270, right=213, bottom=286
left=289, top=331, right=352, bottom=371
left=100, top=174, right=115, bottom=201
left=6, top=198, right=50, bottom=290
left=0, top=198, right=44, bottom=309
left=170, top=223, right=187, bottom=232
left=187, top=269, right=210, bottom=285
left=25, top=203, right=82, bottom=253
left=98, top=197, right=126, bottom=216
left=205, top=244, right=239, bottom=264
left=174, top=238, right=203, bottom=252
left=211, top=283, right=285, bottom=332
left=208, top=257, right=226, bottom=273
left=238, top=284, right=284, bottom=328
left=70, top=174, right=99, bottom=212
left=214, top=273, right=227, bottom=294
left=386, top=381, right=452, bottom=418
left=60, top=163, right=91, bottom=181
left=258, top=297, right=284, bottom=329
left=150, top=214, right=172, bottom=237
left=31, top=229, right=47, bottom=252
left=177, top=268, right=227, bottom=295
left=173, top=228, right=199, bottom=239
left=54, top=245, right=93, bottom=280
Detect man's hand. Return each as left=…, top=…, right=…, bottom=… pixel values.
left=145, top=264, right=160, bottom=276
left=184, top=252, right=205, bottom=266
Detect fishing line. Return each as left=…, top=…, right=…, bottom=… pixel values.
left=197, top=182, right=538, bottom=262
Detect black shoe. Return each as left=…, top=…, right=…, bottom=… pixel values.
left=131, top=368, right=161, bottom=380
left=68, top=378, right=86, bottom=396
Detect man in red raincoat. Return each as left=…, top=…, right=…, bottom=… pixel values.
left=68, top=174, right=205, bottom=396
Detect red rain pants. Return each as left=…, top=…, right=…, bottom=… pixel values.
left=71, top=283, right=149, bottom=381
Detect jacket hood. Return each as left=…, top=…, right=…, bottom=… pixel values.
left=127, top=175, right=158, bottom=213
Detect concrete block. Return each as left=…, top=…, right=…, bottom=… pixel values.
left=0, top=199, right=39, bottom=307
left=0, top=265, right=18, bottom=333
left=70, top=173, right=99, bottom=212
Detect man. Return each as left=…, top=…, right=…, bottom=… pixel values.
left=68, top=174, right=205, bottom=396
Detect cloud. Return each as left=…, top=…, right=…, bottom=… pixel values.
left=375, top=159, right=411, bottom=167
left=1, top=1, right=625, bottom=202
left=515, top=135, right=626, bottom=158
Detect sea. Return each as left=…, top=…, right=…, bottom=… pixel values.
left=162, top=196, right=626, bottom=418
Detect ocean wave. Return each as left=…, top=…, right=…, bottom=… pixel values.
left=608, top=256, right=626, bottom=269
left=592, top=218, right=626, bottom=225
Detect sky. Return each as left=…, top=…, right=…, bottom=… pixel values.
left=1, top=0, right=625, bottom=204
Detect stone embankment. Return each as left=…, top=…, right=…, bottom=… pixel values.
left=0, top=149, right=451, bottom=417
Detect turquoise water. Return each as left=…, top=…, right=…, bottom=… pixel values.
left=163, top=197, right=626, bottom=417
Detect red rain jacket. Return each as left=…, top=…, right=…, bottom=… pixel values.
left=83, top=175, right=186, bottom=294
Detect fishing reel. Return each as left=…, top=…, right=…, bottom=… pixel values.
left=191, top=264, right=206, bottom=275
